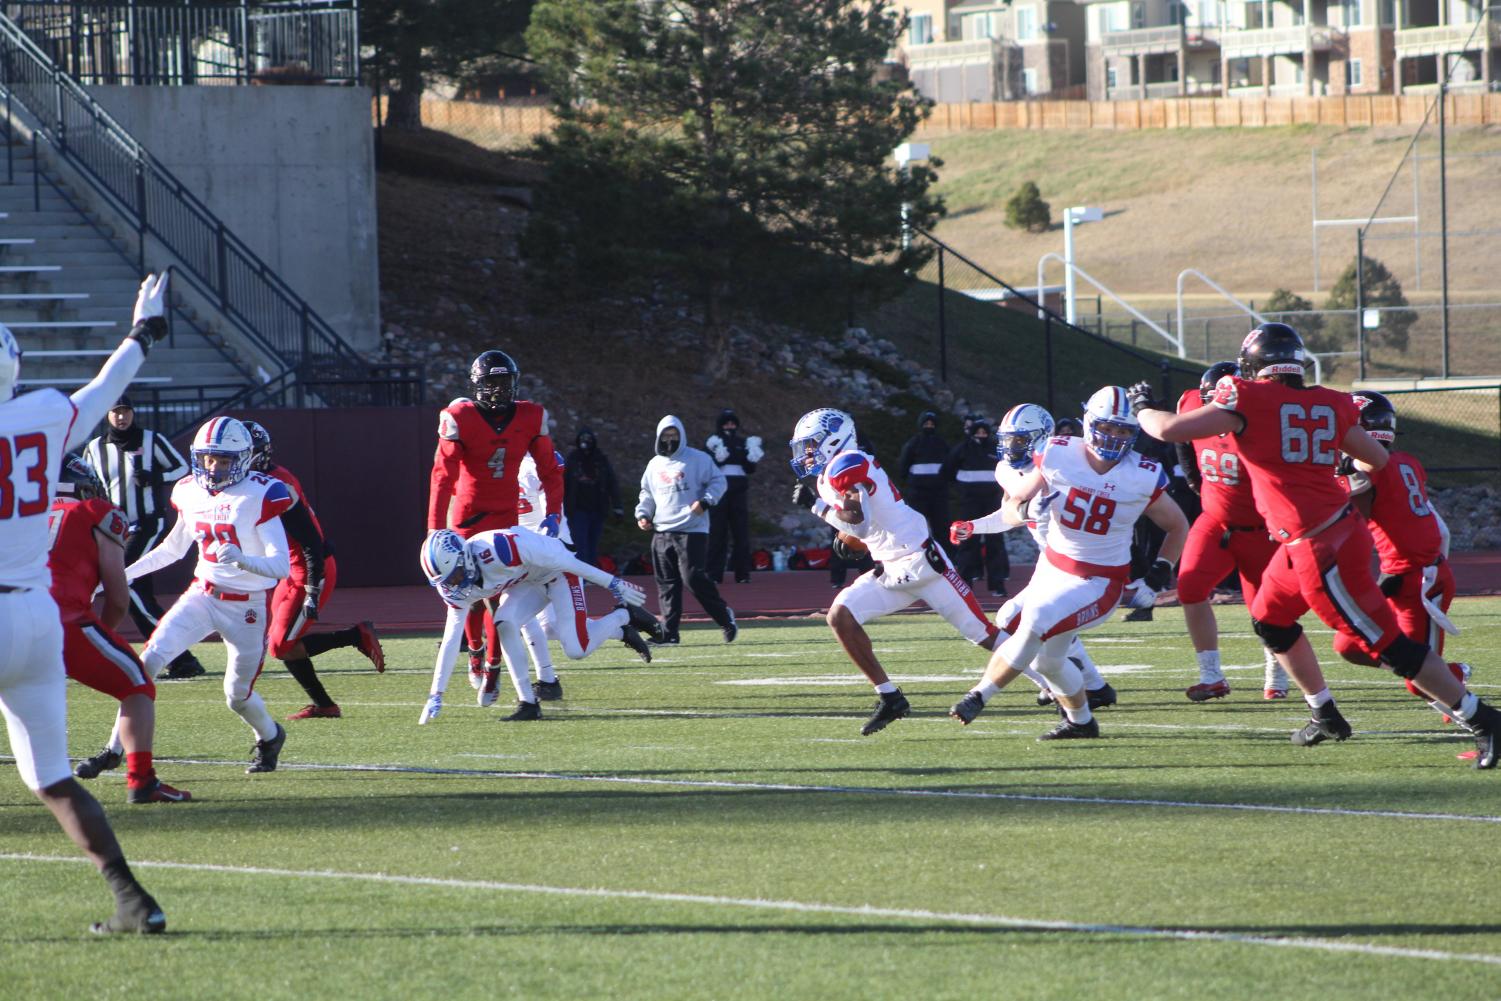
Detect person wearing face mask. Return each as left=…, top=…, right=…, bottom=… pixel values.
left=635, top=416, right=737, bottom=645
left=942, top=416, right=1010, bottom=597
left=564, top=426, right=623, bottom=568
left=896, top=410, right=950, bottom=548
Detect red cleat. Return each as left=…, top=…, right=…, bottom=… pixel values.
left=286, top=703, right=342, bottom=720
left=1186, top=680, right=1230, bottom=703
left=355, top=620, right=385, bottom=673
left=127, top=778, right=192, bottom=804
left=1264, top=688, right=1288, bottom=700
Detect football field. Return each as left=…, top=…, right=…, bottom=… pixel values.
left=4, top=598, right=1501, bottom=1000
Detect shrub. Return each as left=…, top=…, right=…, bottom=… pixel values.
left=1004, top=181, right=1051, bottom=233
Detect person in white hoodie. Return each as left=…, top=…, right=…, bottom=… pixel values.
left=636, top=415, right=737, bottom=645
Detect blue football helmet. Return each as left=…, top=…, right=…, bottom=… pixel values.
left=1082, top=386, right=1139, bottom=463
left=788, top=408, right=856, bottom=478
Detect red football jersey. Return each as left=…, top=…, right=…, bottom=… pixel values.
left=1177, top=388, right=1261, bottom=527
left=427, top=399, right=562, bottom=531
left=47, top=497, right=128, bottom=622
left=1347, top=449, right=1441, bottom=573
left=268, top=462, right=324, bottom=573
left=1210, top=375, right=1360, bottom=542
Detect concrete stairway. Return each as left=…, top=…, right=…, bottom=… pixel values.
left=0, top=142, right=252, bottom=392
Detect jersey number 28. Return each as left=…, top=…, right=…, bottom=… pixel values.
left=195, top=521, right=243, bottom=562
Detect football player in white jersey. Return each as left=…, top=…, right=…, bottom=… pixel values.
left=114, top=416, right=295, bottom=773
left=503, top=448, right=575, bottom=701
left=950, top=387, right=1189, bottom=739
left=950, top=403, right=1116, bottom=710
left=0, top=272, right=169, bottom=933
left=789, top=408, right=1000, bottom=737
left=417, top=526, right=656, bottom=724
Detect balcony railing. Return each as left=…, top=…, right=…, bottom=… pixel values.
left=906, top=37, right=1002, bottom=64
left=1395, top=16, right=1499, bottom=56
left=1219, top=24, right=1344, bottom=56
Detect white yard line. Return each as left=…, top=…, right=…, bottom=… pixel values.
left=3, top=852, right=1498, bottom=967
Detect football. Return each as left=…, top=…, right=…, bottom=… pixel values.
left=835, top=532, right=867, bottom=554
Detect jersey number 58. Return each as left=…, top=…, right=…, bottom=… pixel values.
left=1058, top=487, right=1116, bottom=536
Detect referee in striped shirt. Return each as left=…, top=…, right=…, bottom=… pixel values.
left=82, top=396, right=206, bottom=679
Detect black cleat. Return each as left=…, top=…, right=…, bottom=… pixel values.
left=621, top=603, right=666, bottom=644
left=75, top=747, right=122, bottom=780
left=1040, top=716, right=1100, bottom=740
left=860, top=690, right=910, bottom=736
left=722, top=608, right=738, bottom=644
left=647, top=634, right=680, bottom=647
left=503, top=700, right=542, bottom=722
left=91, top=893, right=166, bottom=935
left=619, top=625, right=653, bottom=663
left=1123, top=606, right=1154, bottom=623
left=1291, top=702, right=1352, bottom=746
left=1086, top=683, right=1117, bottom=710
left=246, top=723, right=287, bottom=773
left=534, top=678, right=564, bottom=702
left=164, top=653, right=206, bottom=680
left=949, top=692, right=986, bottom=725
left=1465, top=701, right=1501, bottom=770
left=1036, top=689, right=1056, bottom=706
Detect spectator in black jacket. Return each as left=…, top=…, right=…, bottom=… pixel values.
left=563, top=426, right=622, bottom=568
left=943, top=416, right=1010, bottom=596
left=896, top=410, right=950, bottom=548
left=706, top=408, right=762, bottom=584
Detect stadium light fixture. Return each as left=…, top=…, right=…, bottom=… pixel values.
left=1064, top=206, right=1103, bottom=325
left=894, top=144, right=930, bottom=252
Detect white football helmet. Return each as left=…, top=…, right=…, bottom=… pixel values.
left=1082, top=386, right=1139, bottom=462
left=788, top=408, right=856, bottom=478
left=0, top=323, right=20, bottom=400
left=997, top=403, right=1055, bottom=469
left=420, top=529, right=479, bottom=602
left=191, top=416, right=253, bottom=493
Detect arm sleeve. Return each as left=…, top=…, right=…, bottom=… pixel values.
left=821, top=484, right=872, bottom=537
left=427, top=439, right=462, bottom=530
left=1174, top=442, right=1201, bottom=492
left=635, top=467, right=656, bottom=521
left=230, top=515, right=290, bottom=580
left=279, top=502, right=326, bottom=589
left=66, top=340, right=147, bottom=452
left=125, top=513, right=193, bottom=580
left=429, top=603, right=469, bottom=696
left=969, top=510, right=1014, bottom=535
left=531, top=435, right=564, bottom=518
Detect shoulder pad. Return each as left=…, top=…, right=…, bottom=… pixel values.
left=438, top=409, right=462, bottom=441
left=826, top=452, right=873, bottom=493
left=1210, top=375, right=1241, bottom=410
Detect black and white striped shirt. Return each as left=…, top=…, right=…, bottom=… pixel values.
left=83, top=429, right=189, bottom=525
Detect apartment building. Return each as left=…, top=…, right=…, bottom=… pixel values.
left=899, top=0, right=1088, bottom=100
left=1076, top=0, right=1224, bottom=98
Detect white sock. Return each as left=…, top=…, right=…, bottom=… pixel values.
left=1304, top=688, right=1333, bottom=710
left=1264, top=650, right=1288, bottom=687
left=536, top=664, right=558, bottom=684
left=1196, top=649, right=1223, bottom=682
left=1063, top=702, right=1094, bottom=725
left=875, top=681, right=898, bottom=695
left=1450, top=692, right=1480, bottom=722
left=972, top=680, right=1000, bottom=702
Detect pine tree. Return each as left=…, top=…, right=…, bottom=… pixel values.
left=1004, top=181, right=1051, bottom=234
left=1323, top=255, right=1416, bottom=354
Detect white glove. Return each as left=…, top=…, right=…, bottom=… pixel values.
left=608, top=576, right=646, bottom=607
left=215, top=541, right=246, bottom=569
left=746, top=436, right=764, bottom=463
left=707, top=436, right=730, bottom=463
left=1124, top=580, right=1157, bottom=609
left=132, top=271, right=170, bottom=325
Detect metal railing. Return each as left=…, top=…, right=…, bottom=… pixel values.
left=3, top=1, right=358, bottom=85
left=0, top=11, right=365, bottom=378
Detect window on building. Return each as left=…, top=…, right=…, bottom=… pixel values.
left=1098, top=6, right=1126, bottom=34
left=910, top=13, right=933, bottom=45
left=1107, top=65, right=1120, bottom=89
left=1245, top=1, right=1266, bottom=28
left=1379, top=0, right=1396, bottom=24
left=1197, top=0, right=1220, bottom=25
left=1348, top=58, right=1363, bottom=86
left=1131, top=1, right=1146, bottom=28
left=1016, top=6, right=1038, bottom=40
left=1342, top=0, right=1363, bottom=25
left=1022, top=67, right=1040, bottom=93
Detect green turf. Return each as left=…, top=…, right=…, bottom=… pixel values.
left=5, top=598, right=1501, bottom=999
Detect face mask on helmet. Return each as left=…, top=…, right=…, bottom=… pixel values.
left=190, top=417, right=253, bottom=493
left=1353, top=392, right=1397, bottom=444
left=469, top=351, right=519, bottom=411
left=420, top=530, right=480, bottom=603
left=1082, top=387, right=1139, bottom=462
left=998, top=404, right=1055, bottom=469
left=788, top=409, right=855, bottom=478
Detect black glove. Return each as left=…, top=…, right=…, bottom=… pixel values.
left=792, top=482, right=818, bottom=511
left=1143, top=558, right=1174, bottom=592
left=1378, top=572, right=1404, bottom=598
left=1126, top=381, right=1167, bottom=417
left=302, top=585, right=321, bottom=623
left=1336, top=454, right=1355, bottom=477
left=126, top=316, right=166, bottom=356
left=832, top=536, right=861, bottom=562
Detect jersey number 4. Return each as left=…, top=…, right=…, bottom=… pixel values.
left=195, top=521, right=243, bottom=562
left=1058, top=487, right=1116, bottom=536
left=0, top=433, right=49, bottom=519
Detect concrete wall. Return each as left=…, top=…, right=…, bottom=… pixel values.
left=87, top=85, right=380, bottom=354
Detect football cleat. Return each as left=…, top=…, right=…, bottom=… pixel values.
left=860, top=690, right=910, bottom=736
left=127, top=778, right=192, bottom=804
left=418, top=693, right=443, bottom=725
left=1036, top=688, right=1057, bottom=706
left=534, top=678, right=564, bottom=702
left=622, top=603, right=666, bottom=643
left=1039, top=717, right=1100, bottom=741
left=722, top=608, right=738, bottom=644
left=619, top=626, right=653, bottom=664
left=90, top=893, right=166, bottom=935
left=502, top=700, right=542, bottom=722
left=1264, top=688, right=1289, bottom=700
left=647, top=634, right=680, bottom=647
left=286, top=703, right=342, bottom=720
left=1291, top=702, right=1352, bottom=746
left=356, top=620, right=385, bottom=673
left=467, top=648, right=485, bottom=691
left=1086, top=684, right=1117, bottom=710
left=246, top=723, right=287, bottom=774
left=1464, top=701, right=1500, bottom=770
left=75, top=747, right=122, bottom=780
left=1186, top=679, right=1230, bottom=703
left=478, top=669, right=502, bottom=707
left=949, top=692, right=986, bottom=725
left=164, top=654, right=206, bottom=680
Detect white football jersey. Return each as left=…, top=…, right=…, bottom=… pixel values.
left=1036, top=437, right=1167, bottom=570
left=0, top=389, right=78, bottom=589
left=518, top=453, right=573, bottom=546
left=996, top=462, right=1049, bottom=549
left=442, top=526, right=610, bottom=609
left=816, top=450, right=930, bottom=561
left=170, top=470, right=294, bottom=591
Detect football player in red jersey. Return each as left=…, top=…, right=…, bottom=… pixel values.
left=1333, top=393, right=1469, bottom=717
left=1172, top=361, right=1286, bottom=702
left=53, top=457, right=189, bottom=803
left=427, top=350, right=563, bottom=679
left=1132, top=323, right=1501, bottom=767
left=242, top=421, right=385, bottom=721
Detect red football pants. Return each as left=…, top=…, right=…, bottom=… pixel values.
left=268, top=555, right=338, bottom=659
left=64, top=613, right=154, bottom=701
left=1175, top=515, right=1278, bottom=607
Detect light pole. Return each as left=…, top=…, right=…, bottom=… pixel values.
left=1063, top=205, right=1103, bottom=325
left=893, top=142, right=930, bottom=252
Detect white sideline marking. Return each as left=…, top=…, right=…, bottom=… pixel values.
left=3, top=852, right=1499, bottom=967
